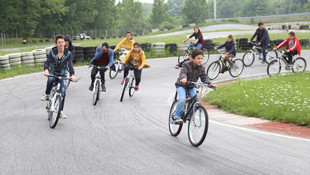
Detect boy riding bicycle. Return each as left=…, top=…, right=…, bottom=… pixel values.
left=214, top=34, right=236, bottom=73
left=114, top=32, right=135, bottom=53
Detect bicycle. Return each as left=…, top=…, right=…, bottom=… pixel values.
left=207, top=50, right=244, bottom=80
left=46, top=75, right=72, bottom=129
left=178, top=41, right=209, bottom=65
left=267, top=49, right=307, bottom=77
left=168, top=82, right=215, bottom=147
left=109, top=50, right=130, bottom=79
left=89, top=65, right=107, bottom=105
left=242, top=42, right=278, bottom=66
left=120, top=64, right=138, bottom=102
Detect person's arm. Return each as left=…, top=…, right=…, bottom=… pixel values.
left=114, top=38, right=125, bottom=51
left=183, top=33, right=194, bottom=42
left=179, top=63, right=188, bottom=85
left=68, top=53, right=75, bottom=76
left=107, top=49, right=114, bottom=67
left=90, top=46, right=102, bottom=64
left=138, top=51, right=146, bottom=70
left=275, top=39, right=288, bottom=50
left=250, top=30, right=258, bottom=42
left=216, top=42, right=226, bottom=50
left=121, top=50, right=131, bottom=64
left=200, top=66, right=211, bottom=85
left=227, top=42, right=236, bottom=54
left=194, top=34, right=202, bottom=44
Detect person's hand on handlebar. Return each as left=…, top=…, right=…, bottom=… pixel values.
left=138, top=66, right=143, bottom=70
left=248, top=41, right=251, bottom=43
left=113, top=49, right=117, bottom=53
left=121, top=62, right=125, bottom=65
left=285, top=49, right=290, bottom=53
left=209, top=84, right=218, bottom=89
left=105, top=66, right=110, bottom=70
left=273, top=47, right=277, bottom=51
left=70, top=75, right=77, bottom=82
left=180, top=78, right=187, bottom=85
left=214, top=47, right=217, bottom=51
left=44, top=69, right=49, bottom=77
left=258, top=42, right=261, bottom=46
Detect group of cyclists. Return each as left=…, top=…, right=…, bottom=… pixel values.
left=40, top=22, right=302, bottom=122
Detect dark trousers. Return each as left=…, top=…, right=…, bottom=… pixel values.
left=91, top=66, right=106, bottom=85
left=256, top=41, right=267, bottom=62
left=124, top=64, right=142, bottom=86
left=45, top=76, right=66, bottom=110
left=284, top=50, right=298, bottom=64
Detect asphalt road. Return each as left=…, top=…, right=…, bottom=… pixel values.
left=1, top=51, right=310, bottom=175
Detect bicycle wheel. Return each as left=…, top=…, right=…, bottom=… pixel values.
left=265, top=50, right=278, bottom=64
left=49, top=94, right=62, bottom=129
left=168, top=101, right=183, bottom=136
left=202, top=49, right=210, bottom=65
left=92, top=81, right=100, bottom=105
left=229, top=59, right=244, bottom=77
left=242, top=51, right=255, bottom=67
left=120, top=78, right=129, bottom=102
left=207, top=61, right=220, bottom=80
left=292, top=57, right=306, bottom=73
left=129, top=78, right=136, bottom=97
left=188, top=104, right=208, bottom=147
left=178, top=50, right=188, bottom=63
left=109, top=61, right=119, bottom=79
left=267, top=59, right=281, bottom=77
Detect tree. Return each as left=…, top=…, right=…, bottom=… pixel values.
left=167, top=0, right=183, bottom=18
left=181, top=0, right=208, bottom=24
left=150, top=0, right=168, bottom=28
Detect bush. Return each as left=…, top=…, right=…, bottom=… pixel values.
left=159, top=21, right=175, bottom=31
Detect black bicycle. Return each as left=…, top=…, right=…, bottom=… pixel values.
left=120, top=64, right=138, bottom=102
left=168, top=82, right=215, bottom=147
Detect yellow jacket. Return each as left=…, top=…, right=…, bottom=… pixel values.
left=122, top=50, right=150, bottom=68
left=115, top=38, right=135, bottom=51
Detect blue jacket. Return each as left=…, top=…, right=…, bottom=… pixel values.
left=90, top=46, right=114, bottom=67
left=44, top=47, right=74, bottom=76
left=217, top=40, right=236, bottom=56
left=250, top=28, right=270, bottom=45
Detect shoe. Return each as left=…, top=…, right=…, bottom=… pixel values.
left=89, top=84, right=94, bottom=91
left=173, top=118, right=183, bottom=124
left=175, top=65, right=180, bottom=69
left=59, top=111, right=67, bottom=119
left=41, top=94, right=49, bottom=101
left=102, top=84, right=106, bottom=92
left=219, top=69, right=225, bottom=73
left=261, top=61, right=267, bottom=64
left=135, top=85, right=139, bottom=91
left=121, top=79, right=125, bottom=85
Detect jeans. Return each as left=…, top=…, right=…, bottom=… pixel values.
left=255, top=41, right=267, bottom=62
left=174, top=87, right=197, bottom=120
left=45, top=76, right=66, bottom=110
left=124, top=63, right=142, bottom=86
left=190, top=43, right=202, bottom=49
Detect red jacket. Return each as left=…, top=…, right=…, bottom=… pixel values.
left=276, top=37, right=301, bottom=55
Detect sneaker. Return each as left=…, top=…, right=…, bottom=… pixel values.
left=89, top=84, right=94, bottom=91
left=41, top=94, right=49, bottom=101
left=175, top=65, right=180, bottom=69
left=261, top=61, right=267, bottom=64
left=121, top=79, right=125, bottom=85
left=174, top=118, right=183, bottom=124
left=135, top=85, right=139, bottom=91
left=59, top=111, right=67, bottom=119
left=102, top=84, right=106, bottom=92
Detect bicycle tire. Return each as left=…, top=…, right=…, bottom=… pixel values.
left=188, top=104, right=209, bottom=147
left=292, top=57, right=307, bottom=73
left=229, top=59, right=244, bottom=77
left=202, top=49, right=210, bottom=65
left=109, top=61, right=120, bottom=79
left=129, top=78, right=136, bottom=97
left=49, top=94, right=62, bottom=129
left=120, top=78, right=129, bottom=102
left=93, top=81, right=100, bottom=105
left=178, top=50, right=188, bottom=64
left=168, top=101, right=183, bottom=136
left=267, top=59, right=281, bottom=77
left=207, top=61, right=220, bottom=80
left=265, top=50, right=278, bottom=64
left=242, top=51, right=255, bottom=67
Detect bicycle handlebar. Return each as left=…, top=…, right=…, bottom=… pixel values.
left=48, top=75, right=72, bottom=81
left=124, top=64, right=138, bottom=70
left=187, top=81, right=216, bottom=90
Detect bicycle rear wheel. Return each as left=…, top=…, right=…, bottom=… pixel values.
left=267, top=59, right=281, bottom=77
left=49, top=94, right=62, bottom=129
left=93, top=81, right=100, bottom=105
left=168, top=101, right=183, bottom=136
left=242, top=51, right=255, bottom=67
left=129, top=78, right=136, bottom=97
left=188, top=104, right=208, bottom=147
left=207, top=61, right=220, bottom=80
left=178, top=50, right=188, bottom=63
left=229, top=59, right=244, bottom=77
left=120, top=78, right=129, bottom=102
left=202, top=49, right=210, bottom=65
left=109, top=61, right=119, bottom=79
left=292, top=57, right=306, bottom=73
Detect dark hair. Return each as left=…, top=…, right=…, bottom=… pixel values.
left=133, top=42, right=140, bottom=47
left=228, top=34, right=233, bottom=39
left=55, top=34, right=64, bottom=44
left=258, top=22, right=264, bottom=26
left=194, top=27, right=202, bottom=36
left=191, top=49, right=203, bottom=59
left=126, top=32, right=132, bottom=36
left=289, top=31, right=295, bottom=36
left=102, top=42, right=109, bottom=48
left=188, top=51, right=192, bottom=56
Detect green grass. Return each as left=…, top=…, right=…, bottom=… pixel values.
left=205, top=73, right=310, bottom=127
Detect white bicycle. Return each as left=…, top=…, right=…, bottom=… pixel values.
left=109, top=50, right=130, bottom=79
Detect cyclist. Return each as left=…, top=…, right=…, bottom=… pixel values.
left=175, top=51, right=193, bottom=69
left=273, top=31, right=301, bottom=65
left=248, top=22, right=270, bottom=64
left=41, top=34, right=77, bottom=119
left=114, top=32, right=135, bottom=52
left=183, top=27, right=204, bottom=50
left=89, top=42, right=114, bottom=92
left=64, top=35, right=75, bottom=60
left=214, top=34, right=236, bottom=73
left=121, top=42, right=150, bottom=91
left=173, top=49, right=217, bottom=124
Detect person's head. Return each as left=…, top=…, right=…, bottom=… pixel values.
left=133, top=42, right=141, bottom=52
left=101, top=42, right=109, bottom=52
left=191, top=49, right=204, bottom=66
left=194, top=27, right=201, bottom=34
left=64, top=35, right=72, bottom=48
left=126, top=32, right=132, bottom=40
left=188, top=51, right=193, bottom=60
left=258, top=22, right=264, bottom=30
left=55, top=34, right=65, bottom=50
left=289, top=31, right=295, bottom=40
left=227, top=34, right=233, bottom=42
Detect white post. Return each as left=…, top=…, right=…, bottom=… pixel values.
left=214, top=0, right=216, bottom=20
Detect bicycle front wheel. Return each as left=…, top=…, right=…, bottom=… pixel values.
left=265, top=50, right=278, bottom=64
left=267, top=59, right=281, bottom=77
left=120, top=78, right=129, bottom=102
left=129, top=78, right=136, bottom=97
left=242, top=51, right=255, bottom=67
left=292, top=57, right=306, bottom=73
left=202, top=49, right=210, bottom=65
left=188, top=104, right=208, bottom=147
left=93, top=81, right=100, bottom=105
left=109, top=61, right=119, bottom=79
left=207, top=61, right=220, bottom=80
left=168, top=101, right=183, bottom=136
left=178, top=50, right=188, bottom=63
left=49, top=94, right=62, bottom=129
left=229, top=59, right=244, bottom=77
